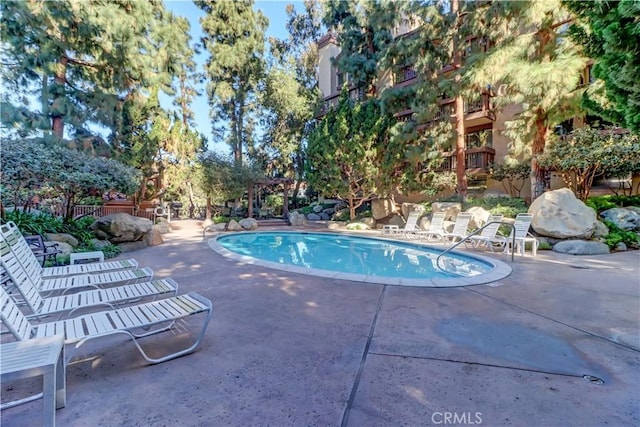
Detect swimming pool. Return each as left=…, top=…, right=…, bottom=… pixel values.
left=209, top=231, right=512, bottom=287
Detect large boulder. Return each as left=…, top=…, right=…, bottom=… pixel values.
left=288, top=211, right=307, bottom=226
left=45, top=233, right=79, bottom=247
left=154, top=221, right=172, bottom=234
left=372, top=198, right=396, bottom=220
left=600, top=208, right=640, bottom=231
left=465, top=206, right=491, bottom=230
left=307, top=213, right=321, bottom=221
left=400, top=203, right=425, bottom=220
left=144, top=228, right=164, bottom=246
left=552, top=240, right=610, bottom=255
left=431, top=202, right=462, bottom=221
left=592, top=220, right=610, bottom=238
left=239, top=218, right=258, bottom=230
left=90, top=213, right=154, bottom=243
left=227, top=219, right=244, bottom=231
left=528, top=189, right=597, bottom=239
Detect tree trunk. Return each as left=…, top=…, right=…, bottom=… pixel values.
left=451, top=0, right=467, bottom=201
left=530, top=117, right=548, bottom=200
left=454, top=94, right=467, bottom=200
left=51, top=55, right=68, bottom=139
left=205, top=196, right=212, bottom=220
left=186, top=181, right=196, bottom=218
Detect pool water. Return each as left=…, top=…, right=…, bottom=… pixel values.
left=211, top=232, right=511, bottom=288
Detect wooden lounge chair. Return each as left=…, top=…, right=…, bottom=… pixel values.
left=1, top=221, right=139, bottom=278
left=1, top=286, right=213, bottom=365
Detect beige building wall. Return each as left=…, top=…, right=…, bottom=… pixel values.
left=318, top=36, right=340, bottom=97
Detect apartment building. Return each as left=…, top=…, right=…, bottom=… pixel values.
left=315, top=22, right=594, bottom=201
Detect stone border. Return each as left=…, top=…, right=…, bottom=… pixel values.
left=207, top=231, right=512, bottom=288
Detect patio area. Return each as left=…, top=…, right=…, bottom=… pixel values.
left=2, top=219, right=639, bottom=426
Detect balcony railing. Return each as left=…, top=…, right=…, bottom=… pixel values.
left=436, top=146, right=496, bottom=173
left=424, top=92, right=493, bottom=123
left=394, top=65, right=417, bottom=85
left=316, top=86, right=366, bottom=117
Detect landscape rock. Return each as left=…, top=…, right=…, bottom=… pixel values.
left=431, top=202, right=462, bottom=221
left=372, top=198, right=396, bottom=220
left=288, top=211, right=307, bottom=226
left=90, top=213, right=154, bottom=243
left=401, top=203, right=425, bottom=220
left=90, top=239, right=112, bottom=250
left=45, top=233, right=79, bottom=247
left=387, top=214, right=406, bottom=227
left=361, top=217, right=376, bottom=228
left=552, top=240, right=610, bottom=255
left=118, top=241, right=147, bottom=252
left=483, top=191, right=511, bottom=199
left=600, top=208, right=640, bottom=231
left=144, top=228, right=164, bottom=246
left=465, top=206, right=491, bottom=230
left=528, top=188, right=596, bottom=239
left=239, top=218, right=259, bottom=231
left=227, top=219, right=244, bottom=231
left=615, top=242, right=627, bottom=251
left=307, top=213, right=321, bottom=221
left=154, top=222, right=172, bottom=234
left=319, top=212, right=331, bottom=220
left=49, top=241, right=73, bottom=255
left=592, top=220, right=610, bottom=238
left=312, top=205, right=324, bottom=213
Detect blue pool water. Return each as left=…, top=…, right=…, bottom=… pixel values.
left=213, top=232, right=510, bottom=287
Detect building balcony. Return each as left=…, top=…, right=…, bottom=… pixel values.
left=424, top=92, right=495, bottom=126
left=315, top=87, right=366, bottom=118
left=436, top=146, right=496, bottom=175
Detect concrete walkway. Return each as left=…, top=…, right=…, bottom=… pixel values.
left=2, top=220, right=639, bottom=426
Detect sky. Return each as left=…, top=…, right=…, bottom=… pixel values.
left=164, top=1, right=305, bottom=154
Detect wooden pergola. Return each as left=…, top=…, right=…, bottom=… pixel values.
left=247, top=177, right=294, bottom=219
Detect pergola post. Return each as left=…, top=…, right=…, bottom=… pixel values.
left=247, top=185, right=254, bottom=218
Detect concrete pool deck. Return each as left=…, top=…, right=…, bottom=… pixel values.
left=2, top=219, right=639, bottom=426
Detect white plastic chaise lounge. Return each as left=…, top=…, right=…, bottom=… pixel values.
left=0, top=260, right=177, bottom=321
left=1, top=221, right=138, bottom=278
left=504, top=213, right=538, bottom=256
left=0, top=233, right=153, bottom=295
left=399, top=211, right=422, bottom=238
left=468, top=214, right=504, bottom=250
left=441, top=212, right=473, bottom=243
left=470, top=213, right=538, bottom=256
left=0, top=286, right=213, bottom=365
left=416, top=212, right=446, bottom=241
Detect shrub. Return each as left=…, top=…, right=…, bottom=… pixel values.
left=586, top=195, right=640, bottom=212
left=603, top=220, right=640, bottom=249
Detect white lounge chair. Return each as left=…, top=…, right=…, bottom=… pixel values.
left=441, top=212, right=473, bottom=243
left=471, top=213, right=538, bottom=256
left=468, top=214, right=504, bottom=250
left=0, top=260, right=177, bottom=321
left=417, top=212, right=446, bottom=241
left=1, top=221, right=138, bottom=278
left=0, top=286, right=213, bottom=365
left=0, top=233, right=153, bottom=295
left=504, top=213, right=538, bottom=256
left=400, top=211, right=422, bottom=238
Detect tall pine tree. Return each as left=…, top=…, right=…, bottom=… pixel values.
left=197, top=0, right=268, bottom=166
left=469, top=0, right=588, bottom=200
